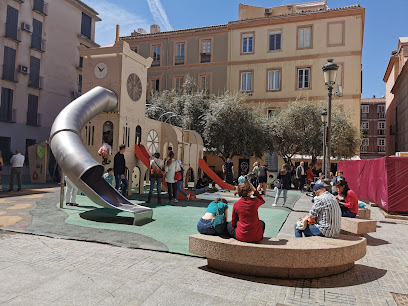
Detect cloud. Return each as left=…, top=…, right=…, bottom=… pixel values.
left=85, top=0, right=150, bottom=46
left=146, top=0, right=174, bottom=31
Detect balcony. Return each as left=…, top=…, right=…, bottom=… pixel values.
left=4, top=24, right=21, bottom=42
left=200, top=53, right=211, bottom=63
left=0, top=109, right=17, bottom=123
left=1, top=65, right=18, bottom=82
left=151, top=59, right=160, bottom=67
left=28, top=76, right=44, bottom=89
left=31, top=37, right=46, bottom=52
left=26, top=113, right=41, bottom=126
left=33, top=1, right=48, bottom=16
left=175, top=57, right=184, bottom=65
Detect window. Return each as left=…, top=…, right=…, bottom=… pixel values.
left=200, top=74, right=211, bottom=95
left=0, top=88, right=14, bottom=122
left=29, top=56, right=41, bottom=89
left=135, top=125, right=141, bottom=146
left=152, top=45, right=160, bottom=66
left=267, top=109, right=276, bottom=117
left=298, top=26, right=312, bottom=49
left=33, top=0, right=47, bottom=15
left=26, top=94, right=39, bottom=126
left=5, top=5, right=19, bottom=41
left=377, top=105, right=385, bottom=113
left=378, top=121, right=385, bottom=135
left=31, top=19, right=44, bottom=51
left=241, top=33, right=254, bottom=54
left=240, top=71, right=253, bottom=92
left=175, top=76, right=184, bottom=91
left=81, top=13, right=92, bottom=40
left=79, top=57, right=83, bottom=68
left=269, top=31, right=281, bottom=51
left=361, top=122, right=369, bottom=129
left=267, top=69, right=281, bottom=91
left=377, top=138, right=385, bottom=152
left=2, top=46, right=17, bottom=82
left=78, top=74, right=83, bottom=93
left=297, top=68, right=310, bottom=89
left=361, top=138, right=369, bottom=146
left=132, top=47, right=138, bottom=53
left=201, top=39, right=211, bottom=63
left=361, top=105, right=369, bottom=113
left=0, top=136, right=11, bottom=163
left=175, top=43, right=185, bottom=65
left=151, top=78, right=160, bottom=93
left=85, top=124, right=94, bottom=146
left=25, top=139, right=37, bottom=165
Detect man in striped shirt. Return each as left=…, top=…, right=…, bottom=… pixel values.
left=295, top=184, right=341, bottom=238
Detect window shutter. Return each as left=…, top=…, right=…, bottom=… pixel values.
left=6, top=6, right=19, bottom=40
left=276, top=34, right=281, bottom=50
left=33, top=0, right=45, bottom=13
left=27, top=94, right=39, bottom=125
left=3, top=47, right=16, bottom=81
left=0, top=88, right=14, bottom=122
left=29, top=56, right=41, bottom=88
left=31, top=19, right=43, bottom=50
left=81, top=13, right=92, bottom=40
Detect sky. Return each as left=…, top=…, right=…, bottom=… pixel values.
left=84, top=0, right=408, bottom=99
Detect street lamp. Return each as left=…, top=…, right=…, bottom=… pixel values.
left=321, top=109, right=327, bottom=175
left=322, top=59, right=338, bottom=184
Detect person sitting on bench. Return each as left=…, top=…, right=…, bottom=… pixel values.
left=336, top=180, right=358, bottom=218
left=295, top=184, right=341, bottom=238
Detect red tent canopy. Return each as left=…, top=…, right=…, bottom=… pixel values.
left=338, top=157, right=408, bottom=212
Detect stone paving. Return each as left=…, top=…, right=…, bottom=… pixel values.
left=0, top=190, right=407, bottom=305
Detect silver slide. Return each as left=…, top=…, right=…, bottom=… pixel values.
left=49, top=86, right=153, bottom=223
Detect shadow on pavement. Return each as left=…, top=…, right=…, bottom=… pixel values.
left=198, top=264, right=387, bottom=288
left=79, top=208, right=155, bottom=226
left=364, top=234, right=390, bottom=246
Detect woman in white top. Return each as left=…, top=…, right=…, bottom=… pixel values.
left=165, top=151, right=179, bottom=204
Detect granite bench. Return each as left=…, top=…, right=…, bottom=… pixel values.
left=189, top=234, right=366, bottom=279
left=341, top=217, right=376, bottom=235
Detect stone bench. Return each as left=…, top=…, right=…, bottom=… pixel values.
left=189, top=234, right=366, bottom=279
left=357, top=207, right=371, bottom=219
left=341, top=217, right=376, bottom=235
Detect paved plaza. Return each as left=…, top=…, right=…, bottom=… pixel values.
left=0, top=188, right=408, bottom=305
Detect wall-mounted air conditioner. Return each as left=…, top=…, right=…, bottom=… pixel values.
left=265, top=8, right=273, bottom=14
left=18, top=65, right=29, bottom=74
left=21, top=22, right=31, bottom=32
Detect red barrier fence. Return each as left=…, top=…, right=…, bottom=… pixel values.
left=338, top=157, right=408, bottom=212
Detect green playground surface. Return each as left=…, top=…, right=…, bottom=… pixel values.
left=60, top=189, right=302, bottom=255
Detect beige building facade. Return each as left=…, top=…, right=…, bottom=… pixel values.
left=0, top=0, right=100, bottom=162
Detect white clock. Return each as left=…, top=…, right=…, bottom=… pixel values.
left=94, top=62, right=108, bottom=79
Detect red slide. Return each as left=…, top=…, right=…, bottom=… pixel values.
left=134, top=145, right=196, bottom=200
left=198, top=158, right=235, bottom=191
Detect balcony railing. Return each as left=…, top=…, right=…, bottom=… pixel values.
left=151, top=59, right=160, bottom=67
left=31, top=36, right=46, bottom=52
left=33, top=1, right=48, bottom=15
left=175, top=57, right=184, bottom=65
left=1, top=65, right=18, bottom=82
left=28, top=76, right=44, bottom=89
left=4, top=23, right=21, bottom=42
left=26, top=113, right=41, bottom=126
left=200, top=53, right=211, bottom=63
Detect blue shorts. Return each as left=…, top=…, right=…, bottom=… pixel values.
left=197, top=218, right=217, bottom=235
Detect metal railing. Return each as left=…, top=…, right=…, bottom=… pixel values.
left=175, top=57, right=184, bottom=65
left=200, top=53, right=211, bottom=63
left=151, top=59, right=160, bottom=67
left=31, top=36, right=46, bottom=52
left=28, top=76, right=44, bottom=89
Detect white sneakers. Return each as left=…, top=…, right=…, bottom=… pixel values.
left=272, top=203, right=277, bottom=207
left=186, top=194, right=191, bottom=201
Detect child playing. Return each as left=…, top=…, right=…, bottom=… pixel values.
left=103, top=168, right=114, bottom=185
left=238, top=172, right=246, bottom=184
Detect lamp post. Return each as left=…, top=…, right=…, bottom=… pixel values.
left=322, top=59, right=339, bottom=184
left=321, top=109, right=328, bottom=175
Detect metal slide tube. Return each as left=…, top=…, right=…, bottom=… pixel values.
left=49, top=87, right=153, bottom=218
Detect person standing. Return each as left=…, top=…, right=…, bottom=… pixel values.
left=251, top=162, right=260, bottom=186
left=273, top=164, right=292, bottom=207
left=257, top=164, right=269, bottom=195
left=222, top=158, right=234, bottom=185
left=147, top=152, right=164, bottom=204
left=175, top=160, right=190, bottom=201
left=296, top=161, right=306, bottom=192
left=65, top=176, right=78, bottom=206
left=114, top=144, right=128, bottom=197
left=165, top=151, right=178, bottom=204
left=8, top=149, right=25, bottom=192
left=0, top=150, right=4, bottom=191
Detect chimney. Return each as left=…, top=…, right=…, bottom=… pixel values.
left=115, top=24, right=120, bottom=42
left=372, top=95, right=376, bottom=99
left=137, top=28, right=147, bottom=34
left=150, top=24, right=161, bottom=34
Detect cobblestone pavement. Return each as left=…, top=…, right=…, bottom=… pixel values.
left=0, top=193, right=407, bottom=305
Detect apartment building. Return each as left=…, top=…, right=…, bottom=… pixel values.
left=121, top=1, right=364, bottom=174
left=121, top=24, right=229, bottom=96
left=360, top=96, right=386, bottom=159
left=0, top=0, right=100, bottom=162
left=383, top=37, right=408, bottom=156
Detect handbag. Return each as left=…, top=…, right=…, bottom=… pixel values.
left=212, top=202, right=226, bottom=234
left=151, top=160, right=164, bottom=178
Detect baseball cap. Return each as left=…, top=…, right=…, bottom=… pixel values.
left=313, top=183, right=326, bottom=192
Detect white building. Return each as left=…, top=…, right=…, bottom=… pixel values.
left=0, top=0, right=100, bottom=162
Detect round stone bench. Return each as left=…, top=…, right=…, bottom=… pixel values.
left=189, top=234, right=366, bottom=279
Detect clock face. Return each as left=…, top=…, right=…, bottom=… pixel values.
left=94, top=62, right=108, bottom=79
left=127, top=73, right=143, bottom=102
